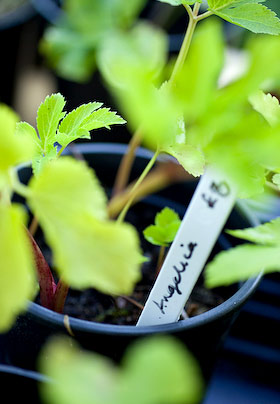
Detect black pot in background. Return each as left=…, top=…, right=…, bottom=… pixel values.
left=0, top=143, right=262, bottom=382
left=0, top=1, right=41, bottom=106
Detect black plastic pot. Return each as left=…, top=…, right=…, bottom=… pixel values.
left=0, top=364, right=47, bottom=403
left=0, top=143, right=262, bottom=381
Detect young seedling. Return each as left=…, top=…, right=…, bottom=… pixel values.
left=0, top=96, right=144, bottom=331
left=143, top=207, right=182, bottom=276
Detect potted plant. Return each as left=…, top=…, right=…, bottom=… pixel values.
left=1, top=0, right=280, bottom=381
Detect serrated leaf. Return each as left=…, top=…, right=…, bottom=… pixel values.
left=249, top=90, right=280, bottom=126
left=157, top=0, right=200, bottom=5
left=57, top=104, right=125, bottom=148
left=205, top=244, right=280, bottom=288
left=209, top=1, right=280, bottom=35
left=227, top=217, right=280, bottom=245
left=81, top=108, right=126, bottom=130
left=28, top=157, right=142, bottom=295
left=39, top=336, right=203, bottom=404
left=208, top=0, right=265, bottom=9
left=36, top=93, right=66, bottom=153
left=56, top=102, right=103, bottom=147
left=0, top=204, right=36, bottom=332
left=15, top=121, right=42, bottom=151
left=143, top=207, right=181, bottom=246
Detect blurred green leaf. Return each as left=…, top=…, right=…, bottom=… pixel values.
left=28, top=157, right=142, bottom=295
left=39, top=336, right=203, bottom=404
left=0, top=105, right=36, bottom=189
left=98, top=22, right=168, bottom=90
left=249, top=90, right=280, bottom=126
left=227, top=217, right=280, bottom=245
left=0, top=204, right=36, bottom=332
left=40, top=0, right=148, bottom=82
left=205, top=243, right=280, bottom=287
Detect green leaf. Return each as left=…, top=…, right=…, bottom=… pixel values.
left=157, top=0, right=200, bottom=5
left=208, top=0, right=265, bottom=8
left=0, top=105, right=36, bottom=187
left=15, top=121, right=42, bottom=151
left=40, top=26, right=96, bottom=83
left=120, top=336, right=203, bottom=404
left=227, top=217, right=280, bottom=245
left=143, top=207, right=181, bottom=246
left=205, top=243, right=280, bottom=288
left=173, top=18, right=224, bottom=122
left=57, top=103, right=126, bottom=148
left=28, top=157, right=108, bottom=222
left=249, top=90, right=280, bottom=126
left=162, top=139, right=205, bottom=177
left=36, top=93, right=66, bottom=153
left=208, top=1, right=280, bottom=35
left=39, top=336, right=118, bottom=404
left=0, top=204, right=36, bottom=332
left=28, top=157, right=142, bottom=295
left=98, top=22, right=168, bottom=90
left=56, top=102, right=102, bottom=146
left=272, top=173, right=280, bottom=186
left=39, top=336, right=203, bottom=404
left=40, top=0, right=147, bottom=83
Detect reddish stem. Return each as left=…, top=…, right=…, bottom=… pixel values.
left=27, top=230, right=56, bottom=310
left=53, top=279, right=69, bottom=314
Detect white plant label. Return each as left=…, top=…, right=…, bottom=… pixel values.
left=136, top=167, right=237, bottom=327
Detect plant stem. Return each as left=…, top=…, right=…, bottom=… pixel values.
left=169, top=3, right=200, bottom=84
left=53, top=279, right=69, bottom=313
left=111, top=128, right=142, bottom=197
left=108, top=160, right=191, bottom=218
left=112, top=2, right=203, bottom=215
left=156, top=245, right=166, bottom=277
left=196, top=10, right=213, bottom=22
left=29, top=216, right=39, bottom=236
left=117, top=148, right=160, bottom=223
left=27, top=230, right=56, bottom=310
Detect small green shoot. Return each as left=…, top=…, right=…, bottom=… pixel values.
left=144, top=207, right=182, bottom=247
left=144, top=207, right=181, bottom=275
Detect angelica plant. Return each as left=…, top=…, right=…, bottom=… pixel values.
left=0, top=97, right=143, bottom=331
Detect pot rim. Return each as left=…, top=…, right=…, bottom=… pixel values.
left=0, top=1, right=36, bottom=30
left=0, top=363, right=48, bottom=383
left=27, top=142, right=263, bottom=336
